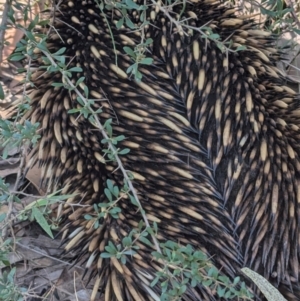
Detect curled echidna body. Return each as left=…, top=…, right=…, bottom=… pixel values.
left=25, top=0, right=300, bottom=300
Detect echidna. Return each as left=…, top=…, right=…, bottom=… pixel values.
left=24, top=0, right=300, bottom=299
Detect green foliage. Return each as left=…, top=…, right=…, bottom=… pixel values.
left=0, top=268, right=26, bottom=301
left=84, top=178, right=137, bottom=228
left=100, top=239, right=139, bottom=264
left=0, top=178, right=11, bottom=204
left=0, top=239, right=11, bottom=266
left=100, top=221, right=154, bottom=264
left=0, top=119, right=40, bottom=159
left=18, top=191, right=77, bottom=237
left=151, top=241, right=253, bottom=301
left=123, top=39, right=154, bottom=81
left=0, top=85, right=4, bottom=100
left=229, top=0, right=300, bottom=36
left=259, top=0, right=298, bottom=34
left=103, top=0, right=148, bottom=29
left=101, top=119, right=130, bottom=160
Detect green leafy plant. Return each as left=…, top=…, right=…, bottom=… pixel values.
left=0, top=268, right=26, bottom=301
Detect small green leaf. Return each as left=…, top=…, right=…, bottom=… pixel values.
left=112, top=186, right=119, bottom=197
left=68, top=66, right=83, bottom=72
left=202, top=279, right=212, bottom=286
left=25, top=31, right=36, bottom=42
left=233, top=276, right=240, bottom=285
left=217, top=286, right=226, bottom=297
left=53, top=55, right=65, bottom=64
left=129, top=194, right=138, bottom=206
left=27, top=14, right=39, bottom=31
left=139, top=236, right=153, bottom=247
left=9, top=54, right=25, bottom=61
left=125, top=0, right=140, bottom=9
left=120, top=255, right=127, bottom=264
left=116, top=18, right=124, bottom=29
left=104, top=188, right=112, bottom=202
left=141, top=57, right=153, bottom=65
left=0, top=84, right=4, bottom=100
left=53, top=47, right=66, bottom=55
left=293, top=28, right=300, bottom=35
left=126, top=64, right=135, bottom=74
left=123, top=249, right=136, bottom=257
left=0, top=213, right=6, bottom=222
left=32, top=207, right=53, bottom=238
left=150, top=276, right=160, bottom=288
left=52, top=83, right=65, bottom=87
left=123, top=46, right=135, bottom=57
left=100, top=252, right=112, bottom=258
left=76, top=76, right=85, bottom=86
left=145, top=38, right=153, bottom=45
left=236, top=45, right=247, bottom=51
left=122, top=236, right=131, bottom=247
left=208, top=33, right=220, bottom=40
left=118, top=148, right=130, bottom=155
left=125, top=16, right=135, bottom=29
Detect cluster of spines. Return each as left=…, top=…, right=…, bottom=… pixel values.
left=24, top=0, right=300, bottom=300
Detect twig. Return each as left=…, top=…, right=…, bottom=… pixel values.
left=38, top=47, right=162, bottom=255
left=15, top=241, right=85, bottom=267
left=2, top=148, right=26, bottom=239
left=0, top=0, right=12, bottom=63
left=285, top=0, right=300, bottom=29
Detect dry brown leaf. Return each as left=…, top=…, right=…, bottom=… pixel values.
left=25, top=154, right=46, bottom=195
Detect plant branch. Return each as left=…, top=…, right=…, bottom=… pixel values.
left=0, top=0, right=12, bottom=63
left=36, top=46, right=162, bottom=255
